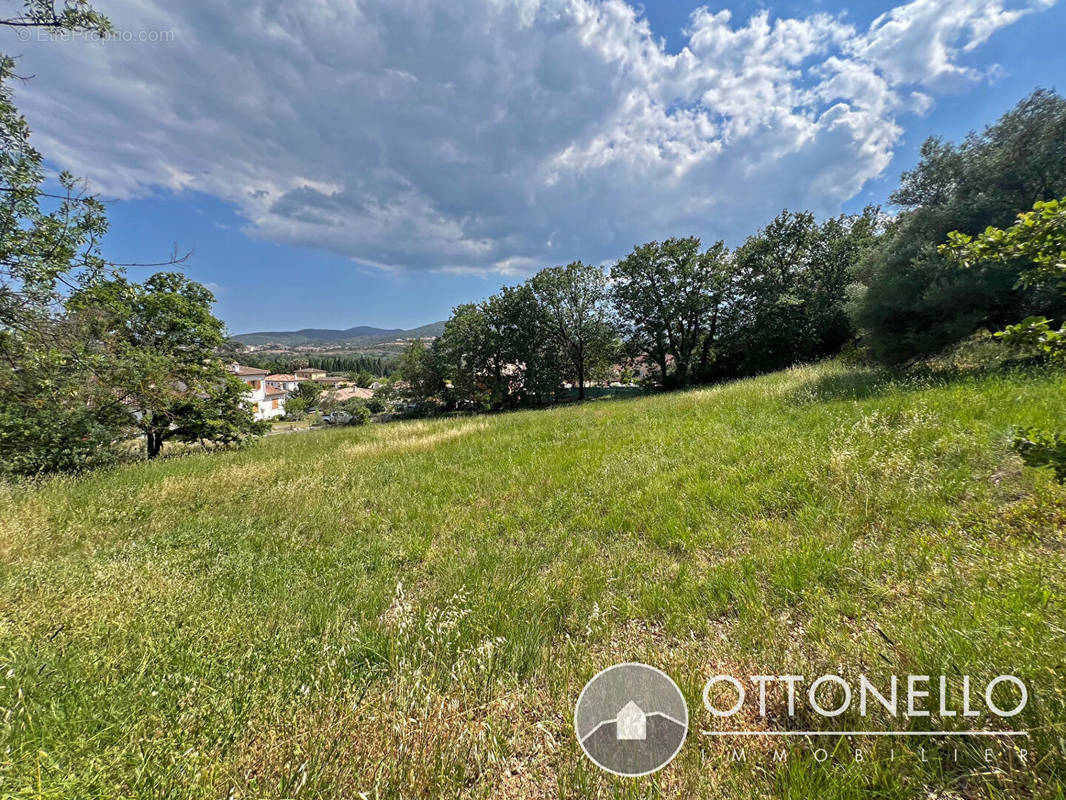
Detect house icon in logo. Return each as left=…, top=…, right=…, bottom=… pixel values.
left=575, top=662, right=689, bottom=776
left=616, top=701, right=647, bottom=740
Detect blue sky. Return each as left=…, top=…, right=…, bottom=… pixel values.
left=13, top=0, right=1066, bottom=333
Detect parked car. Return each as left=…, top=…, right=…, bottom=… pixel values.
left=321, top=411, right=352, bottom=425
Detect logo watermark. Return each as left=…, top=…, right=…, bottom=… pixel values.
left=575, top=665, right=1032, bottom=777
left=16, top=28, right=175, bottom=43
left=573, top=663, right=688, bottom=776
left=700, top=673, right=1028, bottom=734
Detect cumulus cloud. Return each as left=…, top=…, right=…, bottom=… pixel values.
left=9, top=0, right=1055, bottom=272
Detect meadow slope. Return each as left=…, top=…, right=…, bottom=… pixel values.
left=1, top=362, right=1065, bottom=799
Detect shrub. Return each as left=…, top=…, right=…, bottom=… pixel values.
left=1011, top=428, right=1066, bottom=483
left=347, top=405, right=371, bottom=426
left=336, top=399, right=372, bottom=425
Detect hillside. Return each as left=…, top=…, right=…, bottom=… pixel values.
left=2, top=361, right=1064, bottom=798
left=231, top=320, right=446, bottom=347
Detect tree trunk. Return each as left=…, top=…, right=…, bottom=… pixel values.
left=146, top=430, right=163, bottom=459
left=577, top=362, right=586, bottom=400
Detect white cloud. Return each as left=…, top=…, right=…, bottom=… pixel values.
left=852, top=0, right=1045, bottom=87
left=9, top=0, right=1055, bottom=272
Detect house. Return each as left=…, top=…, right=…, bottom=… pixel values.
left=230, top=363, right=287, bottom=420
left=324, top=386, right=374, bottom=404
left=612, top=354, right=674, bottom=383
left=265, top=373, right=300, bottom=392
left=294, top=367, right=327, bottom=380
left=312, top=375, right=347, bottom=386
left=616, top=701, right=646, bottom=740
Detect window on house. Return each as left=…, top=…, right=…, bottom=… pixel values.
left=272, top=399, right=279, bottom=409
left=252, top=403, right=259, bottom=413
left=251, top=380, right=261, bottom=389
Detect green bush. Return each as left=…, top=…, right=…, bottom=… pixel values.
left=1011, top=427, right=1066, bottom=482
left=0, top=396, right=123, bottom=478
left=337, top=399, right=371, bottom=425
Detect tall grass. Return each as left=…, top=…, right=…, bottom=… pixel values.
left=0, top=361, right=1064, bottom=798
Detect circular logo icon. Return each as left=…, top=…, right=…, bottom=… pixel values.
left=574, top=662, right=688, bottom=776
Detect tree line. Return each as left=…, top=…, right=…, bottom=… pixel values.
left=398, top=90, right=1066, bottom=413
left=238, top=353, right=396, bottom=378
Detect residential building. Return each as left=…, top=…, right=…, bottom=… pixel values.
left=230, top=363, right=288, bottom=420
left=324, top=386, right=374, bottom=403
left=295, top=367, right=327, bottom=380
left=265, top=373, right=300, bottom=392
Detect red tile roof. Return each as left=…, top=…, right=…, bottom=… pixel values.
left=325, top=386, right=373, bottom=401
left=264, top=385, right=288, bottom=397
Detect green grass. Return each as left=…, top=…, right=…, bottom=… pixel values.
left=1, top=361, right=1064, bottom=799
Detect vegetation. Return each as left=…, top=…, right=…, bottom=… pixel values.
left=1, top=360, right=1063, bottom=798
left=1011, top=427, right=1066, bottom=483
left=398, top=209, right=884, bottom=411
left=0, top=3, right=263, bottom=475
left=942, top=195, right=1066, bottom=482
left=852, top=90, right=1066, bottom=364
left=610, top=237, right=732, bottom=387
left=238, top=352, right=396, bottom=377
left=0, top=6, right=116, bottom=476
left=2, top=6, right=1062, bottom=799
left=724, top=208, right=883, bottom=378
left=69, top=272, right=266, bottom=458
left=393, top=90, right=1066, bottom=420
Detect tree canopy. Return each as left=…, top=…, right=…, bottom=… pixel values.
left=852, top=89, right=1066, bottom=364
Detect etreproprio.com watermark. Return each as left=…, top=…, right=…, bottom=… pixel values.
left=16, top=28, right=175, bottom=43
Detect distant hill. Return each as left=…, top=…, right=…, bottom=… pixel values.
left=231, top=321, right=446, bottom=347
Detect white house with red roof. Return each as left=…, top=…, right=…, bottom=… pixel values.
left=230, top=364, right=288, bottom=420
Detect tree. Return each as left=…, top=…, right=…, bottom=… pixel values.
left=0, top=4, right=113, bottom=349
left=530, top=262, right=616, bottom=399
left=853, top=90, right=1066, bottom=364
left=420, top=284, right=563, bottom=411
left=941, top=196, right=1066, bottom=483
left=437, top=302, right=496, bottom=408
left=611, top=237, right=732, bottom=387
left=70, top=273, right=266, bottom=458
left=941, top=196, right=1066, bottom=362
left=283, top=395, right=308, bottom=419
left=0, top=2, right=145, bottom=476
left=397, top=338, right=444, bottom=404
left=293, top=381, right=322, bottom=405
left=0, top=319, right=128, bottom=476
left=722, top=208, right=882, bottom=377
left=497, top=282, right=563, bottom=405
left=1, top=1, right=110, bottom=33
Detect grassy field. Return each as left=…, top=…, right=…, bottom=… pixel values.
left=1, top=361, right=1065, bottom=799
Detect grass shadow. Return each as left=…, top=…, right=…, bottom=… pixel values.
left=788, top=358, right=1053, bottom=406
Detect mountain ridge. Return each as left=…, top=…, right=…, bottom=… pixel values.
left=230, top=321, right=446, bottom=347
